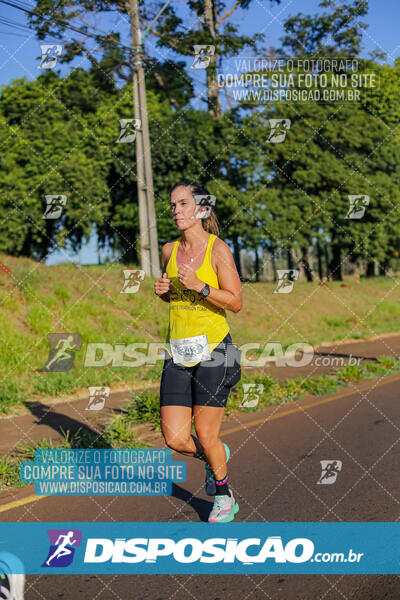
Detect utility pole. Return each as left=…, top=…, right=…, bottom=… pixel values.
left=127, top=0, right=161, bottom=277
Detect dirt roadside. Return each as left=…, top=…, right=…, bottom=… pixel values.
left=1, top=331, right=399, bottom=458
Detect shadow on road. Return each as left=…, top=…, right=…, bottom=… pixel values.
left=170, top=483, right=213, bottom=522
left=23, top=401, right=110, bottom=447
left=313, top=351, right=379, bottom=361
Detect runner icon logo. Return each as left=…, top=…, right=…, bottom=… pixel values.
left=266, top=119, right=291, bottom=143
left=120, top=269, right=145, bottom=294
left=191, top=45, right=215, bottom=69
left=42, top=530, right=82, bottom=568
left=43, top=195, right=67, bottom=219
left=346, top=195, right=370, bottom=219
left=317, top=460, right=343, bottom=485
left=240, top=383, right=264, bottom=408
left=38, top=44, right=63, bottom=69
left=116, top=119, right=141, bottom=144
left=274, top=270, right=299, bottom=294
left=86, top=386, right=110, bottom=411
left=41, top=333, right=81, bottom=372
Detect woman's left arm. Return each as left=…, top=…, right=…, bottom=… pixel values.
left=178, top=240, right=242, bottom=313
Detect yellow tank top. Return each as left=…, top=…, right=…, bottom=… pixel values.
left=164, top=233, right=230, bottom=366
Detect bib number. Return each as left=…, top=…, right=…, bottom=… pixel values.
left=170, top=334, right=211, bottom=364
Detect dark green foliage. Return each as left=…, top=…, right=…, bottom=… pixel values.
left=0, top=0, right=399, bottom=275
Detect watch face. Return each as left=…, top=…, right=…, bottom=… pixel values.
left=202, top=284, right=210, bottom=297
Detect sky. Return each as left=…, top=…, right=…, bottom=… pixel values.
left=0, top=0, right=399, bottom=265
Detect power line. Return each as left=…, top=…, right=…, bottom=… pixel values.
left=0, top=14, right=33, bottom=32
left=0, top=0, right=132, bottom=51
left=0, top=28, right=30, bottom=37
left=2, top=0, right=32, bottom=8
left=0, top=0, right=231, bottom=106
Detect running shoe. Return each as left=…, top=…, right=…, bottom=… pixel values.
left=208, top=490, right=239, bottom=523
left=204, top=442, right=230, bottom=496
left=0, top=552, right=25, bottom=600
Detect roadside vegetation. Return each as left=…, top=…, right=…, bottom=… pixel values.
left=1, top=254, right=400, bottom=415
left=2, top=355, right=399, bottom=491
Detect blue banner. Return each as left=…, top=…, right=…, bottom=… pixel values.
left=0, top=522, right=399, bottom=574
left=19, top=449, right=186, bottom=496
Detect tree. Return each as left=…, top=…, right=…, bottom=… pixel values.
left=0, top=67, right=228, bottom=262
left=227, top=0, right=400, bottom=281
left=0, top=70, right=112, bottom=259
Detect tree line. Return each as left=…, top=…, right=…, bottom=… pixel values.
left=0, top=0, right=399, bottom=280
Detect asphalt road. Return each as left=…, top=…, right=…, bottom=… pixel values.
left=2, top=364, right=400, bottom=599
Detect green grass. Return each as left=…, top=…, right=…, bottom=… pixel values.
left=0, top=423, right=150, bottom=491
left=124, top=391, right=162, bottom=430
left=1, top=252, right=400, bottom=415
left=323, top=316, right=352, bottom=329
left=336, top=364, right=365, bottom=382
left=54, top=284, right=71, bottom=303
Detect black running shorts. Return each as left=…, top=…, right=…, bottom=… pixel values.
left=160, top=332, right=242, bottom=408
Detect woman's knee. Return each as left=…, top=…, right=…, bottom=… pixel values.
left=162, top=430, right=192, bottom=453
left=196, top=430, right=219, bottom=452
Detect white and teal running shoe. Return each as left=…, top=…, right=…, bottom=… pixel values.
left=0, top=552, right=25, bottom=600
left=208, top=490, right=239, bottom=523
left=204, top=442, right=230, bottom=496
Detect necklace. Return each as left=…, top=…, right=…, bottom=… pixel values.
left=180, top=238, right=208, bottom=264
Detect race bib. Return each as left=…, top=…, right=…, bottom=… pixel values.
left=170, top=334, right=211, bottom=364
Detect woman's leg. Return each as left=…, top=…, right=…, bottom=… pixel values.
left=192, top=405, right=226, bottom=479
left=194, top=404, right=239, bottom=522
left=160, top=405, right=199, bottom=456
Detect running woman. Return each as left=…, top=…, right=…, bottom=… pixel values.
left=154, top=180, right=242, bottom=523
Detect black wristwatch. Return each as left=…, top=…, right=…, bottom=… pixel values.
left=199, top=283, right=210, bottom=297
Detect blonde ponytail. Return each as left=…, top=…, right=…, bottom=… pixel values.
left=202, top=209, right=220, bottom=235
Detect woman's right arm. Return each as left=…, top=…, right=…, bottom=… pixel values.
left=155, top=243, right=172, bottom=302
